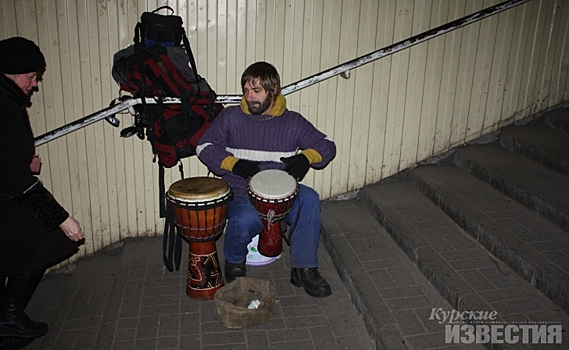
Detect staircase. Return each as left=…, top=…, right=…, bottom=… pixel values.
left=320, top=106, right=569, bottom=349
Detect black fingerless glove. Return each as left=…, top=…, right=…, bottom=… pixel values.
left=280, top=154, right=310, bottom=181
left=15, top=181, right=69, bottom=231
left=232, top=160, right=260, bottom=179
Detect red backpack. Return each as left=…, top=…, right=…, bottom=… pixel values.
left=111, top=6, right=224, bottom=216
left=111, top=7, right=225, bottom=272
left=113, top=43, right=223, bottom=168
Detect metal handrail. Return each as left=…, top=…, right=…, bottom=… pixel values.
left=34, top=0, right=530, bottom=146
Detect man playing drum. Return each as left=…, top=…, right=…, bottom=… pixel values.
left=196, top=62, right=336, bottom=298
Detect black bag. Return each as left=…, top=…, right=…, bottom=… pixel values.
left=138, top=6, right=184, bottom=47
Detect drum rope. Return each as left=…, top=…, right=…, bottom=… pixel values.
left=266, top=209, right=276, bottom=230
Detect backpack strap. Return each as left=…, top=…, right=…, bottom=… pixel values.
left=162, top=199, right=182, bottom=272
left=181, top=33, right=200, bottom=95
left=161, top=163, right=184, bottom=271
left=133, top=22, right=154, bottom=141
left=159, top=164, right=166, bottom=217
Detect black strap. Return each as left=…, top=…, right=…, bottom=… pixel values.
left=152, top=5, right=175, bottom=15
left=179, top=162, right=185, bottom=179
left=162, top=200, right=182, bottom=272
left=174, top=225, right=182, bottom=271
left=133, top=23, right=153, bottom=142
left=159, top=164, right=166, bottom=217
left=182, top=33, right=200, bottom=94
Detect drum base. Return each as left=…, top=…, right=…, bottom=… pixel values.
left=246, top=234, right=281, bottom=266
left=257, top=221, right=283, bottom=257
left=186, top=241, right=224, bottom=300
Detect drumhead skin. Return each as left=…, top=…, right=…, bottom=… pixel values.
left=168, top=177, right=230, bottom=202
left=249, top=169, right=297, bottom=199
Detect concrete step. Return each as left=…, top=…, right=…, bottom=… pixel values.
left=544, top=107, right=569, bottom=134
left=454, top=143, right=569, bottom=234
left=358, top=176, right=569, bottom=348
left=409, top=165, right=569, bottom=316
left=320, top=199, right=484, bottom=349
left=499, top=120, right=569, bottom=178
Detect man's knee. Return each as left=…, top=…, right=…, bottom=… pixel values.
left=297, top=185, right=321, bottom=213
left=228, top=207, right=262, bottom=240
left=232, top=211, right=262, bottom=232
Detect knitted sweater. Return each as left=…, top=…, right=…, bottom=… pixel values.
left=197, top=103, right=336, bottom=197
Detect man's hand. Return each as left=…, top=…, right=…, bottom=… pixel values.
left=281, top=154, right=310, bottom=181
left=232, top=160, right=260, bottom=179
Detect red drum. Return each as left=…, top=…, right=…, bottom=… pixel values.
left=247, top=169, right=298, bottom=257
left=167, top=177, right=231, bottom=300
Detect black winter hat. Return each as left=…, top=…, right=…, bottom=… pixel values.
left=0, top=37, right=46, bottom=74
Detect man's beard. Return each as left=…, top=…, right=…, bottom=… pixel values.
left=247, top=95, right=273, bottom=115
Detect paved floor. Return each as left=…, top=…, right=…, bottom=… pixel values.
left=15, top=108, right=569, bottom=349
left=20, top=191, right=561, bottom=350
left=22, top=234, right=375, bottom=350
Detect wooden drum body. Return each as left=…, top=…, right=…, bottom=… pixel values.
left=167, top=177, right=231, bottom=300
left=247, top=170, right=298, bottom=257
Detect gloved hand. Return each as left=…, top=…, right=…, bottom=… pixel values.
left=232, top=160, right=260, bottom=179
left=280, top=154, right=310, bottom=181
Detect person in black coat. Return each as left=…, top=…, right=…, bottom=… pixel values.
left=0, top=37, right=84, bottom=347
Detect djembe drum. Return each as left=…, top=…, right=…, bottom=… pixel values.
left=167, top=177, right=231, bottom=300
left=247, top=169, right=298, bottom=257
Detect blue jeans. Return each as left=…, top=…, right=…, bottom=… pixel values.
left=224, top=185, right=321, bottom=268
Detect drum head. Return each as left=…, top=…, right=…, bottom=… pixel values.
left=168, top=177, right=230, bottom=202
left=249, top=169, right=297, bottom=199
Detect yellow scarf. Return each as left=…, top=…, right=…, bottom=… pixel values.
left=240, top=93, right=286, bottom=116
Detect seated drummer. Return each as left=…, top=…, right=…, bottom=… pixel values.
left=196, top=62, right=336, bottom=298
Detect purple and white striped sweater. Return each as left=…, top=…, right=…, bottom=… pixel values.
left=197, top=105, right=336, bottom=197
